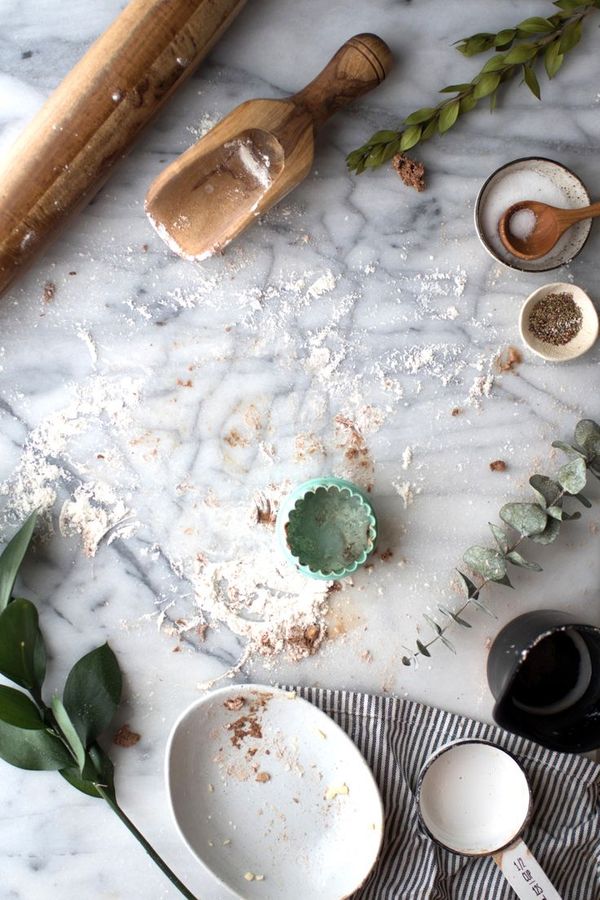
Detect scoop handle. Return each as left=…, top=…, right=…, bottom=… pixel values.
left=291, top=33, right=392, bottom=127
left=493, top=838, right=562, bottom=900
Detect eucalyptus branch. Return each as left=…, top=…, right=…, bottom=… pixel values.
left=403, top=418, right=600, bottom=666
left=0, top=515, right=197, bottom=900
left=347, top=0, right=600, bottom=175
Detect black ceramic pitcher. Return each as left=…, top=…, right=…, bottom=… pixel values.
left=487, top=609, right=600, bottom=753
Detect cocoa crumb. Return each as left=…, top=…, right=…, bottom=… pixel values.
left=392, top=153, right=426, bottom=192
left=224, top=697, right=245, bottom=712
left=113, top=724, right=141, bottom=748
left=42, top=281, right=56, bottom=303
left=496, top=346, right=522, bottom=373
left=227, top=714, right=262, bottom=749
left=327, top=582, right=342, bottom=594
left=177, top=378, right=193, bottom=388
left=196, top=623, right=208, bottom=641
left=379, top=548, right=393, bottom=561
left=255, top=772, right=270, bottom=783
left=489, top=460, right=507, bottom=472
left=224, top=429, right=249, bottom=447
left=451, top=407, right=462, bottom=417
left=68, top=271, right=77, bottom=276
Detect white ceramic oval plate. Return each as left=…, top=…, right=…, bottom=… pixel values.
left=519, top=281, right=599, bottom=362
left=166, top=685, right=384, bottom=899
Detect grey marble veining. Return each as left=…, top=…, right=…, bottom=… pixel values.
left=1, top=1, right=599, bottom=897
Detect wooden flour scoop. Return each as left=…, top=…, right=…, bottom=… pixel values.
left=145, top=34, right=392, bottom=260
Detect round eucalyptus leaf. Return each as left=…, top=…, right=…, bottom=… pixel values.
left=506, top=551, right=542, bottom=572
left=574, top=419, right=600, bottom=458
left=557, top=457, right=587, bottom=495
left=500, top=502, right=547, bottom=536
left=529, top=474, right=562, bottom=508
left=529, top=517, right=561, bottom=545
left=462, top=546, right=506, bottom=581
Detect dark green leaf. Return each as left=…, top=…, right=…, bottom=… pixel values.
left=574, top=419, right=600, bottom=457
left=500, top=502, right=547, bottom=536
left=473, top=73, right=501, bottom=99
left=463, top=546, right=507, bottom=581
left=0, top=719, right=71, bottom=770
left=404, top=108, right=436, bottom=125
left=368, top=129, right=401, bottom=145
left=504, top=44, right=537, bottom=64
left=559, top=19, right=582, bottom=53
left=365, top=144, right=387, bottom=168
left=0, top=512, right=37, bottom=614
left=440, top=83, right=472, bottom=93
left=440, top=635, right=456, bottom=653
left=438, top=604, right=472, bottom=628
left=518, top=17, right=554, bottom=34
left=554, top=0, right=584, bottom=10
left=574, top=493, right=592, bottom=508
left=552, top=440, right=585, bottom=458
left=545, top=40, right=564, bottom=78
left=557, top=457, right=587, bottom=494
left=423, top=614, right=442, bottom=635
left=523, top=64, right=542, bottom=99
left=438, top=100, right=460, bottom=133
left=469, top=597, right=497, bottom=618
left=495, top=573, right=515, bottom=589
left=506, top=551, right=543, bottom=571
left=416, top=640, right=431, bottom=658
left=489, top=523, right=509, bottom=553
left=0, top=685, right=44, bottom=729
left=529, top=474, right=562, bottom=507
left=456, top=34, right=496, bottom=57
left=456, top=570, right=478, bottom=599
left=399, top=125, right=422, bottom=152
left=489, top=90, right=498, bottom=112
left=52, top=696, right=86, bottom=771
left=529, top=516, right=561, bottom=545
left=0, top=598, right=43, bottom=690
left=380, top=140, right=401, bottom=164
left=60, top=766, right=103, bottom=797
left=562, top=510, right=582, bottom=521
left=401, top=656, right=412, bottom=667
left=63, top=643, right=122, bottom=746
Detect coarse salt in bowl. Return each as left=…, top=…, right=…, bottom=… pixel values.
left=475, top=157, right=592, bottom=272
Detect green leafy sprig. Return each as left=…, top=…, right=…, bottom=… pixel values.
left=347, top=0, right=600, bottom=175
left=403, top=418, right=600, bottom=665
left=0, top=513, right=196, bottom=900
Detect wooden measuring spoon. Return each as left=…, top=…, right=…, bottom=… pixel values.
left=498, top=199, right=600, bottom=260
left=145, top=33, right=392, bottom=260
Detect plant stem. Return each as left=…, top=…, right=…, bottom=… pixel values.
left=96, top=786, right=197, bottom=900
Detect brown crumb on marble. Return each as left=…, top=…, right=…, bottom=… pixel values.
left=255, top=772, right=271, bottom=783
left=177, top=378, right=192, bottom=388
left=224, top=697, right=245, bottom=712
left=196, top=623, right=209, bottom=641
left=451, top=407, right=462, bottom=417
left=256, top=498, right=276, bottom=527
left=392, top=153, right=426, bottom=192
left=379, top=548, right=393, bottom=561
left=496, top=346, right=522, bottom=373
left=68, top=271, right=77, bottom=276
left=489, top=460, right=507, bottom=472
left=327, top=582, right=342, bottom=594
left=224, top=429, right=249, bottom=447
left=42, top=281, right=56, bottom=303
left=113, top=724, right=141, bottom=748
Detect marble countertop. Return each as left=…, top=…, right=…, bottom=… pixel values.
left=1, top=1, right=599, bottom=897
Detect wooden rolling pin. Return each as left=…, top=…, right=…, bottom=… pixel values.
left=0, top=0, right=246, bottom=298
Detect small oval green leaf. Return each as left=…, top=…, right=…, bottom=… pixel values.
left=463, top=546, right=507, bottom=581
left=0, top=719, right=71, bottom=770
left=557, top=457, right=587, bottom=494
left=0, top=513, right=37, bottom=614
left=416, top=640, right=431, bottom=658
left=438, top=100, right=460, bottom=133
left=0, top=685, right=44, bottom=729
left=500, top=502, right=547, bottom=536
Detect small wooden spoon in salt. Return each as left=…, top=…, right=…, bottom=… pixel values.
left=498, top=199, right=600, bottom=260
left=145, top=34, right=392, bottom=261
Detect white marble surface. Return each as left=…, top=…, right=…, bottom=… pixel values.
left=1, top=1, right=600, bottom=897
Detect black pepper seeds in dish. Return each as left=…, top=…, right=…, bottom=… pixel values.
left=528, top=292, right=583, bottom=346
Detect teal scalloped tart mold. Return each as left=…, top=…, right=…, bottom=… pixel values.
left=276, top=477, right=378, bottom=581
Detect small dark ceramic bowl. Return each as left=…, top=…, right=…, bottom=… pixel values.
left=487, top=609, right=600, bottom=753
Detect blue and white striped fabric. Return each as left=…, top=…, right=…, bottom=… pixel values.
left=292, top=687, right=600, bottom=900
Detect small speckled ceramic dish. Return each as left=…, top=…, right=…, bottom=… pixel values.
left=276, top=477, right=377, bottom=580
left=475, top=157, right=592, bottom=272
left=519, top=281, right=599, bottom=362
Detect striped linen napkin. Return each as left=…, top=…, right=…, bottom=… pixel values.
left=291, top=686, right=600, bottom=900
